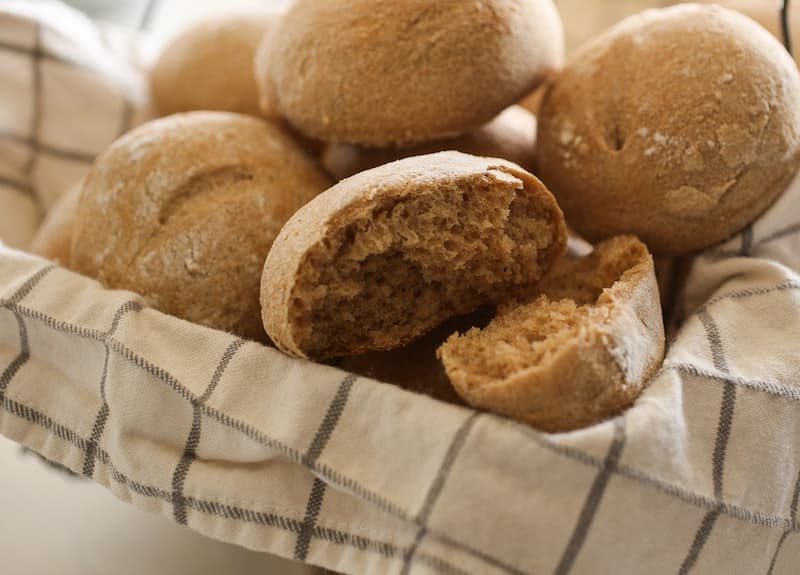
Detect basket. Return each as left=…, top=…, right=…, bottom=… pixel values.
left=1, top=2, right=799, bottom=574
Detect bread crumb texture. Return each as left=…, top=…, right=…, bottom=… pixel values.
left=438, top=235, right=665, bottom=432
left=261, top=151, right=566, bottom=360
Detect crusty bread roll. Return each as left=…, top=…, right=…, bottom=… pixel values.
left=438, top=235, right=664, bottom=432
left=257, top=0, right=564, bottom=146
left=261, top=151, right=567, bottom=360
left=536, top=4, right=800, bottom=256
left=321, top=106, right=537, bottom=181
left=72, top=112, right=332, bottom=340
left=151, top=14, right=275, bottom=117
left=29, top=180, right=82, bottom=267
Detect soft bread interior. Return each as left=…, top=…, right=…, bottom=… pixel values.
left=439, top=235, right=652, bottom=396
left=338, top=308, right=494, bottom=404
left=290, top=166, right=562, bottom=358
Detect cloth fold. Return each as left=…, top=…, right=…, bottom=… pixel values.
left=1, top=3, right=799, bottom=574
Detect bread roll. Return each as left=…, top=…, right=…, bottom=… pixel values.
left=72, top=112, right=333, bottom=340
left=438, top=235, right=664, bottom=432
left=29, top=180, right=82, bottom=267
left=536, top=4, right=800, bottom=256
left=151, top=14, right=274, bottom=116
left=257, top=0, right=563, bottom=146
left=322, top=106, right=537, bottom=181
left=261, top=151, right=566, bottom=360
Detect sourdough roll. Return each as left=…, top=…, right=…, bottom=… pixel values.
left=322, top=106, right=538, bottom=180
left=439, top=236, right=665, bottom=432
left=151, top=14, right=275, bottom=116
left=72, top=112, right=332, bottom=340
left=257, top=0, right=563, bottom=146
left=261, top=151, right=567, bottom=360
left=536, top=4, right=800, bottom=255
left=29, top=181, right=82, bottom=267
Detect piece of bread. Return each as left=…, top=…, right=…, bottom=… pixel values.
left=536, top=4, right=800, bottom=256
left=256, top=0, right=563, bottom=146
left=438, top=235, right=665, bottom=432
left=321, top=106, right=537, bottom=181
left=71, top=111, right=333, bottom=340
left=29, top=180, right=82, bottom=267
left=150, top=14, right=275, bottom=117
left=261, top=151, right=567, bottom=360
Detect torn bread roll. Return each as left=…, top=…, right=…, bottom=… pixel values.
left=257, top=0, right=563, bottom=146
left=261, top=151, right=566, bottom=360
left=72, top=112, right=333, bottom=340
left=536, top=4, right=800, bottom=255
left=438, top=235, right=665, bottom=432
left=322, top=106, right=537, bottom=180
left=339, top=311, right=494, bottom=406
left=151, top=14, right=276, bottom=116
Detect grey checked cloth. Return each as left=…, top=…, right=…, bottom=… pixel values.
left=1, top=3, right=800, bottom=574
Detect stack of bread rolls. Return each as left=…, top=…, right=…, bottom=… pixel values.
left=29, top=1, right=800, bottom=433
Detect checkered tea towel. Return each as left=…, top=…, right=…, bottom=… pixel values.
left=0, top=0, right=152, bottom=250
left=1, top=3, right=800, bottom=575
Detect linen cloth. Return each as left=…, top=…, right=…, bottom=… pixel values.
left=1, top=3, right=799, bottom=574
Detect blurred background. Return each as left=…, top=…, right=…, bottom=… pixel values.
left=58, top=0, right=799, bottom=58
left=1, top=0, right=795, bottom=574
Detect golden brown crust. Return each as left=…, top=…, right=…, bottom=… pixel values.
left=438, top=236, right=665, bottom=432
left=29, top=181, right=82, bottom=267
left=261, top=151, right=566, bottom=360
left=257, top=0, right=563, bottom=146
left=321, top=106, right=537, bottom=180
left=151, top=14, right=275, bottom=117
left=536, top=4, right=800, bottom=256
left=72, top=112, right=332, bottom=340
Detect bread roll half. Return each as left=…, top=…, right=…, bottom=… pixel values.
left=261, top=151, right=566, bottom=360
left=438, top=235, right=664, bottom=432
